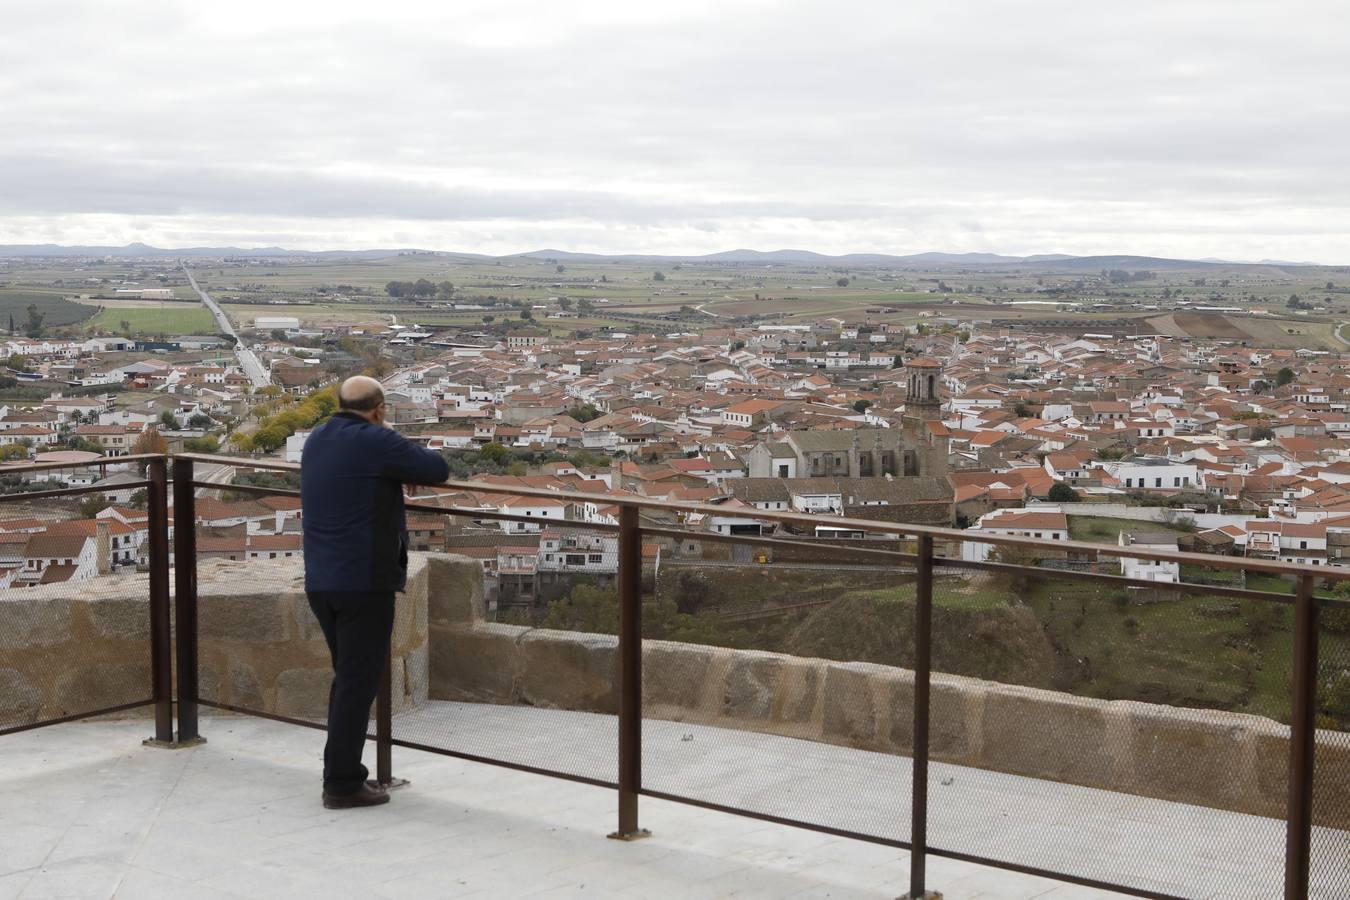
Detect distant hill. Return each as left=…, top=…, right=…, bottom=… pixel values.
left=0, top=243, right=1337, bottom=270
left=0, top=242, right=433, bottom=260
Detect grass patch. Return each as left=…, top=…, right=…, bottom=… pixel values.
left=87, top=306, right=217, bottom=336
left=1068, top=515, right=1196, bottom=544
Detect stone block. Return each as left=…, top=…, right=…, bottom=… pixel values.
left=199, top=593, right=288, bottom=643
left=426, top=555, right=485, bottom=626
left=772, top=657, right=821, bottom=725
left=643, top=642, right=714, bottom=710
left=393, top=592, right=418, bottom=651
left=0, top=668, right=41, bottom=727
left=1253, top=725, right=1350, bottom=829
left=54, top=663, right=151, bottom=714
left=0, top=597, right=72, bottom=649
left=821, top=662, right=886, bottom=748
left=886, top=673, right=975, bottom=758
left=275, top=668, right=332, bottom=720
left=723, top=652, right=789, bottom=721
left=198, top=665, right=222, bottom=703
left=1126, top=704, right=1253, bottom=808
left=429, top=624, right=522, bottom=701
left=86, top=597, right=151, bottom=641
left=519, top=630, right=617, bottom=713
left=979, top=686, right=1112, bottom=785
left=230, top=666, right=264, bottom=710
left=405, top=643, right=429, bottom=707
left=390, top=654, right=407, bottom=711
left=291, top=593, right=326, bottom=642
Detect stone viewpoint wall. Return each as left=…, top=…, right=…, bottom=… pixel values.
left=196, top=557, right=430, bottom=719
left=0, top=556, right=431, bottom=730
left=4, top=552, right=1346, bottom=830
left=425, top=554, right=1350, bottom=829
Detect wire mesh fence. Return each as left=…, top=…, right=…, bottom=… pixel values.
left=1312, top=602, right=1350, bottom=898
left=639, top=531, right=916, bottom=844
left=0, top=462, right=156, bottom=734
left=928, top=539, right=1295, bottom=898
left=390, top=518, right=622, bottom=785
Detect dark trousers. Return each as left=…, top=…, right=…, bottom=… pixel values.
left=306, top=590, right=396, bottom=796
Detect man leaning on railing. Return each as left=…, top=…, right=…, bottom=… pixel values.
left=300, top=375, right=450, bottom=809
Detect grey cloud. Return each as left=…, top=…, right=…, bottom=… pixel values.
left=0, top=0, right=1347, bottom=257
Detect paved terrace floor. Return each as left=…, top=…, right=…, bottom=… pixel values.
left=2, top=702, right=1340, bottom=899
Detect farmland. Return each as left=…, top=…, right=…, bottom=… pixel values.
left=86, top=305, right=217, bottom=336
left=0, top=290, right=97, bottom=329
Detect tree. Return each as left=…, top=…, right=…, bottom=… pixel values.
left=652, top=271, right=666, bottom=282
left=129, top=428, right=168, bottom=473
left=558, top=297, right=573, bottom=311
left=0, top=444, right=29, bottom=461
left=188, top=413, right=213, bottom=429
left=1047, top=483, right=1078, bottom=503
left=852, top=399, right=872, bottom=413
left=24, top=304, right=44, bottom=339
left=571, top=404, right=601, bottom=423
left=119, top=319, right=132, bottom=335
left=577, top=298, right=595, bottom=314
left=159, top=410, right=178, bottom=429
left=270, top=329, right=288, bottom=342
left=182, top=435, right=219, bottom=453
left=479, top=442, right=509, bottom=463
left=1276, top=367, right=1295, bottom=387
left=520, top=309, right=533, bottom=320
left=836, top=277, right=850, bottom=287
left=129, top=489, right=147, bottom=509
left=437, top=280, right=454, bottom=299
left=1013, top=401, right=1032, bottom=418
left=556, top=264, right=566, bottom=273
left=79, top=496, right=112, bottom=519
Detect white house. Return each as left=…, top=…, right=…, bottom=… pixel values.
left=1118, top=531, right=1180, bottom=583
left=960, top=508, right=1070, bottom=561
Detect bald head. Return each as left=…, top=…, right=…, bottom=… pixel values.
left=339, top=376, right=385, bottom=416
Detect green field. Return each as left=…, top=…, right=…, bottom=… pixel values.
left=87, top=306, right=217, bottom=336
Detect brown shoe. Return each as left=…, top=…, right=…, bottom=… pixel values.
left=323, top=782, right=390, bottom=809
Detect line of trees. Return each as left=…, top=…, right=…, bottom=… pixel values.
left=385, top=279, right=454, bottom=299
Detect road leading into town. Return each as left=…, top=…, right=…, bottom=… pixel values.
left=184, top=268, right=271, bottom=389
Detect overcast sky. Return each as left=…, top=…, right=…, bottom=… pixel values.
left=1, top=0, right=1347, bottom=260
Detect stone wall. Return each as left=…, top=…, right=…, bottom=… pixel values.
left=1, top=573, right=154, bottom=729
left=0, top=555, right=433, bottom=730
left=197, top=556, right=430, bottom=719
left=426, top=555, right=1350, bottom=830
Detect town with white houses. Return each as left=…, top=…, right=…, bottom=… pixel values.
left=5, top=304, right=1350, bottom=596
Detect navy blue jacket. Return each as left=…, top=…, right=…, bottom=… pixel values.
left=301, top=412, right=450, bottom=593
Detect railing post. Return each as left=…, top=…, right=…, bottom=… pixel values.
left=1284, top=573, right=1318, bottom=899
left=172, top=457, right=204, bottom=746
left=144, top=457, right=174, bottom=746
left=909, top=533, right=937, bottom=899
left=376, top=643, right=393, bottom=787
left=609, top=503, right=650, bottom=841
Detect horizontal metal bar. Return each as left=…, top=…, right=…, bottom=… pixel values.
left=389, top=737, right=620, bottom=790
left=641, top=525, right=921, bottom=562
left=0, top=453, right=166, bottom=476
left=640, top=789, right=911, bottom=850
left=175, top=452, right=1350, bottom=580
left=933, top=556, right=1299, bottom=603
left=190, top=482, right=298, bottom=498
left=402, top=502, right=621, bottom=532
left=0, top=480, right=152, bottom=503
left=197, top=700, right=328, bottom=733
left=0, top=699, right=154, bottom=737
left=925, top=845, right=1183, bottom=900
